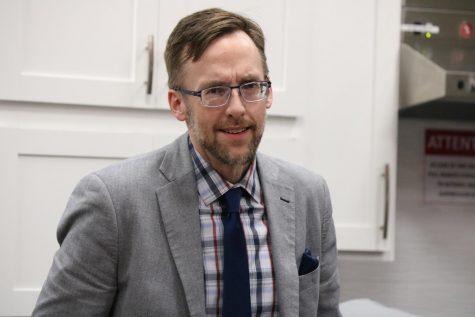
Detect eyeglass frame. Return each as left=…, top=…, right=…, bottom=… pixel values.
left=173, top=80, right=272, bottom=108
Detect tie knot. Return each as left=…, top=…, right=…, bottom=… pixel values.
left=222, top=187, right=243, bottom=214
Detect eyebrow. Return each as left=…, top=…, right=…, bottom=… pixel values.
left=199, top=80, right=228, bottom=90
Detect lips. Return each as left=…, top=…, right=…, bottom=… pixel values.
left=221, top=127, right=249, bottom=134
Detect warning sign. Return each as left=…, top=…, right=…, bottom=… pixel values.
left=425, top=129, right=475, bottom=203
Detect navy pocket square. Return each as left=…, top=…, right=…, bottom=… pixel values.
left=298, top=249, right=319, bottom=276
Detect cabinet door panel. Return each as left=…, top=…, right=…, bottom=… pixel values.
left=23, top=0, right=133, bottom=78
left=0, top=0, right=158, bottom=108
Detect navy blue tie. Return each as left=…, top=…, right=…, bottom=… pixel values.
left=221, top=187, right=251, bottom=317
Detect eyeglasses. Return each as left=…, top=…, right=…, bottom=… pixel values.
left=174, top=80, right=271, bottom=108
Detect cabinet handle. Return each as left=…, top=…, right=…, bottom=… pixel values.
left=380, top=164, right=390, bottom=239
left=146, top=35, right=154, bottom=95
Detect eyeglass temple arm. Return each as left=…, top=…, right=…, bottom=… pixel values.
left=175, top=87, right=202, bottom=97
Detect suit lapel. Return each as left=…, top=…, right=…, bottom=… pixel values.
left=258, top=154, right=298, bottom=317
left=154, top=137, right=299, bottom=316
left=156, top=135, right=206, bottom=317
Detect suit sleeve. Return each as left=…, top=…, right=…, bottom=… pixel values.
left=32, top=173, right=118, bottom=317
left=317, top=179, right=342, bottom=317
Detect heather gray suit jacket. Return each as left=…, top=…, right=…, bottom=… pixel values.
left=33, top=133, right=341, bottom=317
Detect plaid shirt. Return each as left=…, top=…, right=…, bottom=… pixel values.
left=189, top=141, right=279, bottom=316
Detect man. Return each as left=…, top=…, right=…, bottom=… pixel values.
left=33, top=8, right=341, bottom=317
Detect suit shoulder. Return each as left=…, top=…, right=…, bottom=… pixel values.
left=258, top=152, right=327, bottom=189
left=86, top=140, right=179, bottom=189
left=97, top=148, right=165, bottom=178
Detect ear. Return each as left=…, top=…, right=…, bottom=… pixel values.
left=168, top=89, right=186, bottom=121
left=265, top=86, right=273, bottom=109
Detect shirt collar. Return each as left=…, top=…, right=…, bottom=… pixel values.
left=189, top=138, right=262, bottom=206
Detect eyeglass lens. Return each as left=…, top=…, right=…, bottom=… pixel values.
left=201, top=82, right=269, bottom=107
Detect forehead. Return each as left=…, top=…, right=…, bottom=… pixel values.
left=182, top=31, right=265, bottom=88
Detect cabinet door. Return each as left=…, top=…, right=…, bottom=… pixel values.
left=0, top=128, right=177, bottom=316
left=155, top=0, right=310, bottom=117
left=309, top=0, right=400, bottom=253
left=0, top=0, right=158, bottom=108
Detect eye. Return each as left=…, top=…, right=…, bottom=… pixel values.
left=241, top=82, right=268, bottom=97
left=203, top=86, right=228, bottom=97
left=241, top=82, right=260, bottom=91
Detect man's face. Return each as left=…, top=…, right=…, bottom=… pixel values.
left=169, top=31, right=272, bottom=168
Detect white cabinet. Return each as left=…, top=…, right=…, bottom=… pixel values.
left=0, top=0, right=304, bottom=117
left=0, top=0, right=401, bottom=314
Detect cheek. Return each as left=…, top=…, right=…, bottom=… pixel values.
left=191, top=109, right=220, bottom=132
left=251, top=108, right=267, bottom=125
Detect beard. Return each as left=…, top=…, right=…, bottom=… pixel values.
left=185, top=104, right=264, bottom=167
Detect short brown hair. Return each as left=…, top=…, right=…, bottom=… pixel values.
left=164, top=8, right=268, bottom=88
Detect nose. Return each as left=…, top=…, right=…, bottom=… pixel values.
left=225, top=87, right=246, bottom=118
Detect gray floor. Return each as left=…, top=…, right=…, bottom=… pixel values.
left=338, top=119, right=475, bottom=317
